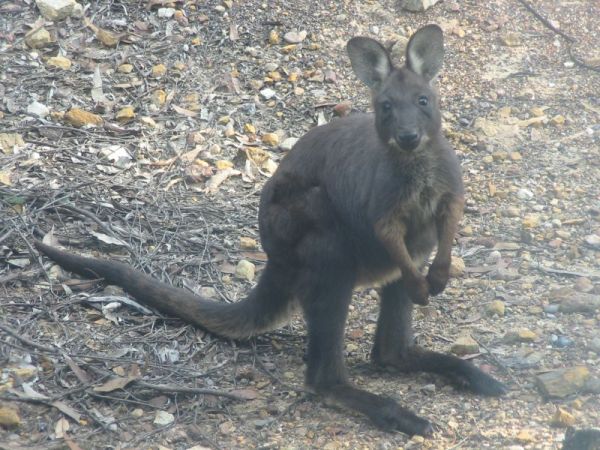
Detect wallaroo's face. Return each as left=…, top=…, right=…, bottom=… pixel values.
left=373, top=68, right=441, bottom=152
left=346, top=25, right=445, bottom=153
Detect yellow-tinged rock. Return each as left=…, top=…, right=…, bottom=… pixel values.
left=530, top=106, right=546, bottom=117
left=223, top=126, right=235, bottom=138
left=261, top=133, right=279, bottom=146
left=151, top=64, right=167, bottom=78
left=93, top=26, right=119, bottom=47
left=46, top=56, right=72, bottom=70
left=215, top=160, right=233, bottom=170
left=268, top=30, right=280, bottom=45
left=235, top=260, right=255, bottom=281
left=449, top=255, right=465, bottom=277
left=0, top=133, right=25, bottom=154
left=140, top=116, right=157, bottom=128
left=451, top=335, right=479, bottom=356
left=244, top=123, right=256, bottom=134
left=288, top=72, right=299, bottom=83
left=118, top=63, right=134, bottom=73
left=191, top=37, right=202, bottom=46
left=510, top=151, right=522, bottom=161
left=497, top=106, right=512, bottom=118
left=551, top=407, right=576, bottom=427
left=64, top=108, right=103, bottom=127
left=486, top=300, right=506, bottom=316
left=268, top=71, right=282, bottom=82
left=280, top=44, right=297, bottom=54
left=173, top=61, right=186, bottom=71
left=550, top=115, right=565, bottom=126
left=240, top=237, right=258, bottom=250
left=218, top=115, right=231, bottom=125
left=115, top=106, right=135, bottom=121
left=151, top=90, right=167, bottom=106
left=0, top=407, right=20, bottom=427
left=245, top=147, right=269, bottom=165
left=516, top=429, right=534, bottom=443
left=523, top=214, right=541, bottom=228
left=25, top=27, right=52, bottom=48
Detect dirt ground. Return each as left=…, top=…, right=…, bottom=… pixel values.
left=1, top=0, right=599, bottom=449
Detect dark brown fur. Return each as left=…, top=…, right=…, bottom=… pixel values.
left=34, top=25, right=505, bottom=436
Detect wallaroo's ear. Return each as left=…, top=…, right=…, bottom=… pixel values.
left=347, top=37, right=393, bottom=89
left=405, top=24, right=444, bottom=81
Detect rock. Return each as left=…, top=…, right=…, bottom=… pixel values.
left=536, top=366, right=590, bottom=398
left=550, top=408, right=575, bottom=427
left=486, top=300, right=505, bottom=316
left=153, top=410, right=174, bottom=425
left=562, top=428, right=600, bottom=450
left=115, top=106, right=135, bottom=121
left=558, top=292, right=600, bottom=314
left=64, top=108, right=103, bottom=127
left=504, top=329, right=537, bottom=343
left=239, top=237, right=258, bottom=250
left=449, top=255, right=465, bottom=277
left=516, top=188, right=534, bottom=199
left=402, top=0, right=441, bottom=11
left=522, top=214, right=541, bottom=228
left=151, top=64, right=167, bottom=78
left=510, top=152, right=522, bottom=161
left=280, top=137, right=298, bottom=151
left=260, top=88, right=276, bottom=100
left=118, top=63, right=133, bottom=73
left=0, top=407, right=20, bottom=427
left=516, top=429, right=534, bottom=443
left=235, top=260, right=255, bottom=281
left=584, top=234, right=600, bottom=249
left=486, top=250, right=502, bottom=264
left=261, top=133, right=279, bottom=146
left=451, top=335, right=479, bottom=355
left=46, top=56, right=72, bottom=70
left=157, top=7, right=176, bottom=18
left=283, top=30, right=307, bottom=44
left=199, top=286, right=217, bottom=299
left=0, top=133, right=25, bottom=154
left=280, top=44, right=297, bottom=54
left=574, top=277, right=594, bottom=293
left=151, top=90, right=166, bottom=106
left=36, top=0, right=76, bottom=21
left=27, top=101, right=49, bottom=118
left=501, top=32, right=521, bottom=47
left=550, top=115, right=566, bottom=126
left=25, top=27, right=52, bottom=48
left=268, top=30, right=280, bottom=45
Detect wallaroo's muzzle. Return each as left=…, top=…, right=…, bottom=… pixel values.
left=395, top=131, right=420, bottom=150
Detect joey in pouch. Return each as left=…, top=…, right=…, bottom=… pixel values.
left=35, top=25, right=506, bottom=436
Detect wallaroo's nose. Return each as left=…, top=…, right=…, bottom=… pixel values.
left=396, top=132, right=420, bottom=149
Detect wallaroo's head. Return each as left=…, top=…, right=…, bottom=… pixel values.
left=347, top=25, right=444, bottom=152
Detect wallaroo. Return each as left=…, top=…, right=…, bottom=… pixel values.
left=35, top=24, right=506, bottom=436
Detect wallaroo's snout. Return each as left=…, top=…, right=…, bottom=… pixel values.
left=394, top=130, right=421, bottom=150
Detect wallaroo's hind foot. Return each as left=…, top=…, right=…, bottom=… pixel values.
left=319, top=384, right=434, bottom=436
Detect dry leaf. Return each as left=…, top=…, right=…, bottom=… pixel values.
left=0, top=170, right=12, bottom=186
left=55, top=417, right=70, bottom=439
left=172, top=104, right=198, bottom=117
left=93, top=375, right=138, bottom=393
left=205, top=168, right=241, bottom=193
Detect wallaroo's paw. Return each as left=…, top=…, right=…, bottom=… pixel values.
left=370, top=400, right=434, bottom=436
left=426, top=264, right=449, bottom=296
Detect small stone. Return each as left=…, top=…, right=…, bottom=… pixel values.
left=574, top=277, right=594, bottom=293
left=25, top=27, right=52, bottom=48
left=261, top=133, right=279, bottom=146
left=239, top=237, right=258, bottom=250
left=64, top=108, right=103, bottom=127
left=243, top=123, right=256, bottom=134
left=402, top=0, right=441, bottom=11
left=280, top=44, right=297, bottom=54
left=584, top=234, right=600, bottom=249
left=486, top=250, right=502, bottom=264
left=510, top=151, right=522, bottom=161
left=451, top=335, right=479, bottom=355
left=492, top=150, right=508, bottom=161
left=346, top=343, right=358, bottom=353
left=551, top=408, right=576, bottom=428
left=46, top=55, right=72, bottom=70
left=0, top=407, right=20, bottom=427
left=235, top=260, right=255, bottom=281
left=268, top=30, right=280, bottom=45
left=36, top=0, right=76, bottom=21
left=131, top=408, right=144, bottom=418
left=486, top=300, right=505, bottom=316
left=536, top=366, right=590, bottom=398
left=482, top=155, right=494, bottom=164
left=115, top=106, right=135, bottom=121
left=153, top=410, right=174, bottom=426
left=151, top=90, right=167, bottom=106
left=501, top=32, right=521, bottom=47
left=280, top=137, right=298, bottom=151
left=504, top=206, right=520, bottom=217
left=504, top=328, right=537, bottom=343
left=530, top=107, right=546, bottom=117
left=516, top=429, right=534, bottom=443
left=259, top=88, right=276, bottom=100
left=550, top=115, right=565, bottom=126
left=151, top=64, right=167, bottom=78
left=118, top=63, right=133, bottom=73
left=27, top=101, right=50, bottom=118
left=522, top=214, right=541, bottom=228
left=199, top=286, right=218, bottom=298
left=283, top=30, right=307, bottom=44
left=449, top=255, right=465, bottom=277
left=157, top=7, right=176, bottom=18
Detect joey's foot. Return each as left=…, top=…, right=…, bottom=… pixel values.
left=426, top=263, right=449, bottom=296
left=405, top=275, right=429, bottom=305
left=370, top=397, right=434, bottom=436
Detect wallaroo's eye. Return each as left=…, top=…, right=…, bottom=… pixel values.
left=418, top=95, right=429, bottom=106
left=381, top=101, right=392, bottom=112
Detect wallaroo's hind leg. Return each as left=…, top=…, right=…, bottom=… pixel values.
left=299, top=269, right=433, bottom=436
left=372, top=280, right=506, bottom=396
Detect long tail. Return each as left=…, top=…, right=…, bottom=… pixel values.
left=34, top=241, right=293, bottom=339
